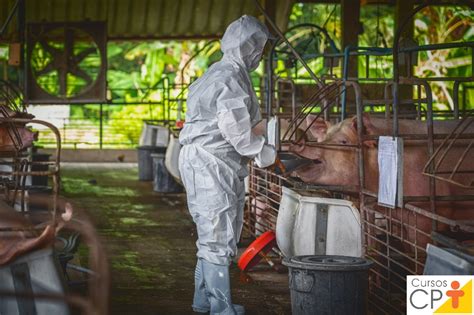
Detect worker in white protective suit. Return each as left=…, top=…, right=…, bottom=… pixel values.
left=178, top=15, right=276, bottom=315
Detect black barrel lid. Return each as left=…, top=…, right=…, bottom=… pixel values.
left=283, top=255, right=373, bottom=271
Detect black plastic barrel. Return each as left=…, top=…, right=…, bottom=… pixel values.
left=31, top=153, right=51, bottom=187
left=151, top=154, right=182, bottom=193
left=137, top=146, right=166, bottom=181
left=283, top=255, right=373, bottom=315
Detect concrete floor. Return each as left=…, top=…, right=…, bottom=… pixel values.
left=60, top=163, right=291, bottom=315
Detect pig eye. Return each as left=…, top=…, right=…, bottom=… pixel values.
left=340, top=140, right=347, bottom=145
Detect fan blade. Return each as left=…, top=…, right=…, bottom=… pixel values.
left=35, top=62, right=56, bottom=77
left=38, top=39, right=61, bottom=57
left=69, top=66, right=93, bottom=85
left=58, top=69, right=67, bottom=96
left=64, top=27, right=75, bottom=60
left=75, top=47, right=97, bottom=63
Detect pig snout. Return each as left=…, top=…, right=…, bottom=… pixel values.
left=0, top=126, right=37, bottom=150
left=18, top=128, right=37, bottom=148
left=21, top=128, right=37, bottom=143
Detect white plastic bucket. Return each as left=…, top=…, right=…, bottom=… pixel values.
left=139, top=123, right=169, bottom=147
left=276, top=187, right=362, bottom=258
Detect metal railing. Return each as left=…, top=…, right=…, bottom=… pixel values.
left=35, top=112, right=164, bottom=149
left=250, top=5, right=474, bottom=314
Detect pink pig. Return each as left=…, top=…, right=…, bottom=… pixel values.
left=289, top=114, right=474, bottom=250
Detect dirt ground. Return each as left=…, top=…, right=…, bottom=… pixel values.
left=60, top=163, right=291, bottom=315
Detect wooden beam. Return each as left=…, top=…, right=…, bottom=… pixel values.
left=297, top=0, right=470, bottom=5
left=341, top=0, right=361, bottom=78
left=395, top=0, right=415, bottom=77
left=264, top=0, right=277, bottom=36
left=394, top=0, right=415, bottom=106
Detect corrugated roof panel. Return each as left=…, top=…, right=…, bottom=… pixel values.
left=176, top=0, right=196, bottom=36
left=223, top=0, right=246, bottom=31
left=51, top=0, right=66, bottom=22
left=130, top=0, right=148, bottom=37
left=68, top=0, right=80, bottom=21
left=109, top=0, right=133, bottom=37
left=144, top=0, right=162, bottom=38
left=0, top=0, right=18, bottom=40
left=207, top=0, right=228, bottom=34
left=84, top=0, right=106, bottom=21
left=161, top=0, right=181, bottom=37
left=193, top=0, right=213, bottom=35
left=0, top=0, right=294, bottom=41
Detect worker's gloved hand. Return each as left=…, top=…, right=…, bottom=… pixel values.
left=254, top=144, right=276, bottom=168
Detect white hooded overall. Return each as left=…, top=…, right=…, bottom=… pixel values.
left=179, top=15, right=275, bottom=314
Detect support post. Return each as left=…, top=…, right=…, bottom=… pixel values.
left=18, top=0, right=25, bottom=89
left=341, top=0, right=361, bottom=79
left=263, top=0, right=277, bottom=118
left=395, top=0, right=415, bottom=78
left=394, top=0, right=415, bottom=104
left=99, top=103, right=103, bottom=149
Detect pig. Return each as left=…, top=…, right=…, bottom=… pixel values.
left=288, top=114, right=474, bottom=293
left=0, top=200, right=73, bottom=265
left=289, top=114, right=474, bottom=250
left=0, top=126, right=38, bottom=151
left=290, top=113, right=474, bottom=197
left=0, top=107, right=37, bottom=151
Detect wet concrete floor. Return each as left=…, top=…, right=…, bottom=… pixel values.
left=60, top=163, right=291, bottom=315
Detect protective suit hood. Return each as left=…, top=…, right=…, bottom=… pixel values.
left=221, top=15, right=270, bottom=71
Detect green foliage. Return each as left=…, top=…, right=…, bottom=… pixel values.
left=289, top=3, right=341, bottom=40
left=414, top=6, right=474, bottom=110
left=102, top=40, right=221, bottom=145
left=359, top=5, right=395, bottom=48
left=109, top=105, right=154, bottom=144
left=2, top=4, right=473, bottom=147
left=281, top=3, right=473, bottom=112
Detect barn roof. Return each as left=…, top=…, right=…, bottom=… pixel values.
left=0, top=0, right=294, bottom=41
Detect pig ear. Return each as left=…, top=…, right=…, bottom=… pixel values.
left=350, top=114, right=376, bottom=134
left=289, top=135, right=306, bottom=154
left=351, top=114, right=377, bottom=148
left=306, top=114, right=329, bottom=142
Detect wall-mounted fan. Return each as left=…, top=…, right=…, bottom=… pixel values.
left=26, top=21, right=107, bottom=104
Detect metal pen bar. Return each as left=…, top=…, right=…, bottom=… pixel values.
left=254, top=0, right=322, bottom=86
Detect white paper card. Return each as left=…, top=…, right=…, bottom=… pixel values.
left=378, top=136, right=404, bottom=208
left=267, top=116, right=277, bottom=147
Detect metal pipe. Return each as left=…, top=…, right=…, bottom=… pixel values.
left=341, top=46, right=352, bottom=120
left=99, top=103, right=103, bottom=149
left=253, top=0, right=322, bottom=86
left=266, top=22, right=338, bottom=118
left=391, top=82, right=399, bottom=136
left=453, top=81, right=460, bottom=119
left=399, top=41, right=474, bottom=53
left=18, top=0, right=25, bottom=89
left=0, top=0, right=19, bottom=38
left=349, top=80, right=367, bottom=250
left=405, top=203, right=474, bottom=233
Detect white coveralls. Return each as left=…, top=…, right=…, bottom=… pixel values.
left=179, top=15, right=276, bottom=314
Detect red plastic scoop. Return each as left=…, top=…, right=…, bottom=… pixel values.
left=238, top=231, right=277, bottom=271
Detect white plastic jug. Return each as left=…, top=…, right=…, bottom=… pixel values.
left=165, top=134, right=182, bottom=183
left=0, top=248, right=69, bottom=314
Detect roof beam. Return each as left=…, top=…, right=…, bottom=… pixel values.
left=297, top=0, right=470, bottom=5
